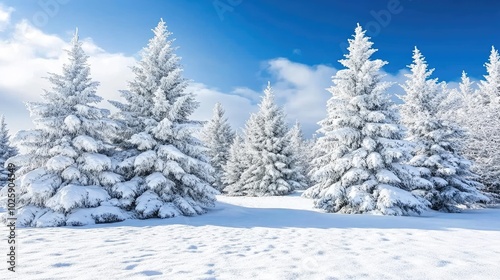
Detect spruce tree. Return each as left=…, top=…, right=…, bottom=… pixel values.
left=458, top=71, right=475, bottom=99
left=110, top=20, right=217, bottom=218
left=478, top=46, right=500, bottom=104
left=225, top=83, right=307, bottom=196
left=201, top=103, right=235, bottom=191
left=222, top=134, right=246, bottom=193
left=458, top=47, right=500, bottom=195
left=0, top=116, right=17, bottom=188
left=303, top=25, right=432, bottom=216
left=440, top=71, right=474, bottom=117
left=400, top=48, right=489, bottom=212
left=287, top=121, right=310, bottom=189
left=1, top=30, right=126, bottom=227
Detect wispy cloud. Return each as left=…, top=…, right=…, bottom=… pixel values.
left=0, top=3, right=466, bottom=140
left=0, top=4, right=14, bottom=31
left=0, top=10, right=135, bottom=135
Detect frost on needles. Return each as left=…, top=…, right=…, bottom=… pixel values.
left=399, top=48, right=489, bottom=212
left=286, top=121, right=311, bottom=190
left=0, top=116, right=17, bottom=188
left=452, top=47, right=500, bottom=195
left=224, top=83, right=308, bottom=196
left=201, top=103, right=235, bottom=192
left=109, top=19, right=218, bottom=219
left=0, top=30, right=127, bottom=227
left=303, top=25, right=432, bottom=216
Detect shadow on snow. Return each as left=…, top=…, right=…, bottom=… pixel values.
left=59, top=199, right=500, bottom=232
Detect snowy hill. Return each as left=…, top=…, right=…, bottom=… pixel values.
left=2, top=191, right=499, bottom=280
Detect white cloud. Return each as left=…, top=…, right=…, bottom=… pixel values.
left=259, top=60, right=459, bottom=136
left=0, top=3, right=470, bottom=142
left=0, top=11, right=254, bottom=139
left=0, top=4, right=13, bottom=31
left=192, top=58, right=336, bottom=137
left=0, top=12, right=328, bottom=139
left=0, top=15, right=135, bottom=136
left=264, top=58, right=337, bottom=136
left=0, top=15, right=438, bottom=142
left=230, top=86, right=261, bottom=103
left=189, top=83, right=257, bottom=134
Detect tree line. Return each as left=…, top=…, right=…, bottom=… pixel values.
left=0, top=21, right=498, bottom=227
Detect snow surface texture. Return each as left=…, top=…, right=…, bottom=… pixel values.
left=1, top=192, right=499, bottom=279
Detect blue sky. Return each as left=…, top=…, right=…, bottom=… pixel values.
left=1, top=0, right=499, bottom=136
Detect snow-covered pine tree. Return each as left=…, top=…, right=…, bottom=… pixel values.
left=0, top=116, right=17, bottom=188
left=201, top=103, right=235, bottom=191
left=304, top=133, right=319, bottom=186
left=110, top=19, right=217, bottom=218
left=225, top=83, right=307, bottom=196
left=458, top=47, right=500, bottom=196
left=1, top=30, right=126, bottom=227
left=439, top=71, right=474, bottom=118
left=303, top=25, right=432, bottom=216
left=222, top=134, right=246, bottom=193
left=399, top=47, right=489, bottom=212
left=478, top=46, right=500, bottom=104
left=458, top=71, right=476, bottom=100
left=287, top=121, right=310, bottom=189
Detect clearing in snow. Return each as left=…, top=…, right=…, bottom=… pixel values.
left=1, top=191, right=499, bottom=280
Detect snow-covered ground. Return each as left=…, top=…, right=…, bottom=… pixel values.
left=2, top=191, right=500, bottom=280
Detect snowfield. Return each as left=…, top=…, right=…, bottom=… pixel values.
left=2, top=191, right=500, bottom=280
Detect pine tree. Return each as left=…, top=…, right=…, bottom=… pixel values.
left=201, top=103, right=235, bottom=191
left=225, top=83, right=307, bottom=196
left=458, top=47, right=500, bottom=195
left=287, top=121, right=310, bottom=189
left=0, top=116, right=17, bottom=188
left=459, top=71, right=476, bottom=98
left=222, top=134, right=246, bottom=192
left=440, top=71, right=474, bottom=117
left=400, top=48, right=489, bottom=212
left=478, top=46, right=500, bottom=104
left=1, top=30, right=126, bottom=227
left=110, top=19, right=217, bottom=218
left=303, top=25, right=432, bottom=216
